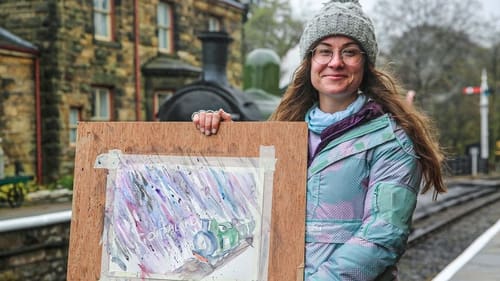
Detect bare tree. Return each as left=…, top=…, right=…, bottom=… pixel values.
left=371, top=0, right=500, bottom=157
left=372, top=0, right=488, bottom=49
left=371, top=0, right=492, bottom=107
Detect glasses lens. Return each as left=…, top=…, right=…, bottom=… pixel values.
left=312, top=47, right=364, bottom=65
left=312, top=47, right=332, bottom=64
left=342, top=48, right=363, bottom=65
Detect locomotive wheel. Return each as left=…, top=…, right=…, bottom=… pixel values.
left=193, top=231, right=218, bottom=258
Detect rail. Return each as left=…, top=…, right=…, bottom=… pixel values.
left=0, top=210, right=71, bottom=232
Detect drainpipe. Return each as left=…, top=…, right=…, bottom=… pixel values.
left=35, top=57, right=42, bottom=184
left=134, top=0, right=141, bottom=120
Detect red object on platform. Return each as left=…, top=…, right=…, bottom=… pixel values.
left=463, top=86, right=481, bottom=95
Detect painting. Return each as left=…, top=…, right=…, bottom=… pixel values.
left=96, top=150, right=276, bottom=281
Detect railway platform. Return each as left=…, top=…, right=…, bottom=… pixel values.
left=2, top=176, right=500, bottom=281
left=432, top=218, right=500, bottom=281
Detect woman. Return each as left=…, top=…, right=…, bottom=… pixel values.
left=193, top=0, right=446, bottom=280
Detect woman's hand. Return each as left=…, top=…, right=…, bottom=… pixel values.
left=192, top=109, right=233, bottom=136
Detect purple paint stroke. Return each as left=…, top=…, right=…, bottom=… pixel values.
left=207, top=167, right=241, bottom=218
left=197, top=168, right=232, bottom=218
left=226, top=172, right=258, bottom=217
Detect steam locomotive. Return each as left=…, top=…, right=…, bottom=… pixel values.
left=158, top=31, right=281, bottom=122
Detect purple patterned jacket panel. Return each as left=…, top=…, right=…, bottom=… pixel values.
left=305, top=114, right=422, bottom=281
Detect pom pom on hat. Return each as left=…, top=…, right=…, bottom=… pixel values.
left=299, top=0, right=378, bottom=64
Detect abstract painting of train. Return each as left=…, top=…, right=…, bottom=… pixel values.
left=97, top=152, right=274, bottom=281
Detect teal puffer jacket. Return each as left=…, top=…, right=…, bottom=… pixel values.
left=305, top=114, right=422, bottom=281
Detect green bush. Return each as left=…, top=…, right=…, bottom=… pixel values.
left=56, top=175, right=74, bottom=190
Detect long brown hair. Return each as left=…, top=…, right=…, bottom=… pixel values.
left=270, top=58, right=447, bottom=197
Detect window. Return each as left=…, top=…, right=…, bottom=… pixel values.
left=158, top=2, right=173, bottom=53
left=94, top=0, right=113, bottom=41
left=154, top=90, right=174, bottom=120
left=208, top=16, right=221, bottom=31
left=92, top=87, right=111, bottom=120
left=69, top=107, right=81, bottom=145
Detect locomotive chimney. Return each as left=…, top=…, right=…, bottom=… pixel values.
left=198, top=31, right=233, bottom=86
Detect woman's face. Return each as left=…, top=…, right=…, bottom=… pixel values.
left=310, top=36, right=365, bottom=111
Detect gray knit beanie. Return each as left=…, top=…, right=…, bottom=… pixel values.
left=299, top=0, right=378, bottom=64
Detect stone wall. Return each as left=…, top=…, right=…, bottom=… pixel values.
left=0, top=222, right=70, bottom=281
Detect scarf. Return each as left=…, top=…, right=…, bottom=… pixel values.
left=305, top=94, right=367, bottom=134
left=308, top=100, right=385, bottom=166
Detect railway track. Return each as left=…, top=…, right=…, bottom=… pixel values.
left=408, top=183, right=500, bottom=247
left=399, top=180, right=500, bottom=281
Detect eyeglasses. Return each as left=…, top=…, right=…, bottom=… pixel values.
left=311, top=46, right=366, bottom=65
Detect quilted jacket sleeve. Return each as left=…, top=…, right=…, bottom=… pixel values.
left=308, top=129, right=421, bottom=281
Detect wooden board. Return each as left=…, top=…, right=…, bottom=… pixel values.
left=67, top=121, right=308, bottom=281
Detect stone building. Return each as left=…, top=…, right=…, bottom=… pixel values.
left=0, top=0, right=248, bottom=183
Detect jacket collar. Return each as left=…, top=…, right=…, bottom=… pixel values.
left=308, top=101, right=384, bottom=166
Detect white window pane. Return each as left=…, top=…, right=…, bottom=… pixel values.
left=208, top=17, right=220, bottom=31
left=95, top=14, right=104, bottom=36
left=158, top=4, right=165, bottom=24
left=101, top=16, right=109, bottom=37
left=158, top=3, right=170, bottom=25
left=96, top=13, right=109, bottom=37
left=70, top=109, right=78, bottom=124
left=158, top=2, right=172, bottom=51
left=70, top=129, right=77, bottom=143
left=69, top=108, right=79, bottom=144
left=159, top=30, right=166, bottom=49
left=94, top=0, right=110, bottom=39
left=92, top=88, right=110, bottom=120
left=99, top=92, right=109, bottom=118
left=94, top=0, right=109, bottom=10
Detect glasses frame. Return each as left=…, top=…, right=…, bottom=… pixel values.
left=310, top=46, right=366, bottom=66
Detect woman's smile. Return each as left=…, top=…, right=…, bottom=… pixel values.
left=321, top=73, right=348, bottom=80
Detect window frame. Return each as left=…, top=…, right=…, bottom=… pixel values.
left=91, top=86, right=113, bottom=121
left=208, top=16, right=221, bottom=32
left=94, top=0, right=114, bottom=41
left=69, top=107, right=82, bottom=146
left=157, top=1, right=174, bottom=54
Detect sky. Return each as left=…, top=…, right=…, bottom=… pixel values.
left=280, top=0, right=500, bottom=86
left=289, top=0, right=500, bottom=18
